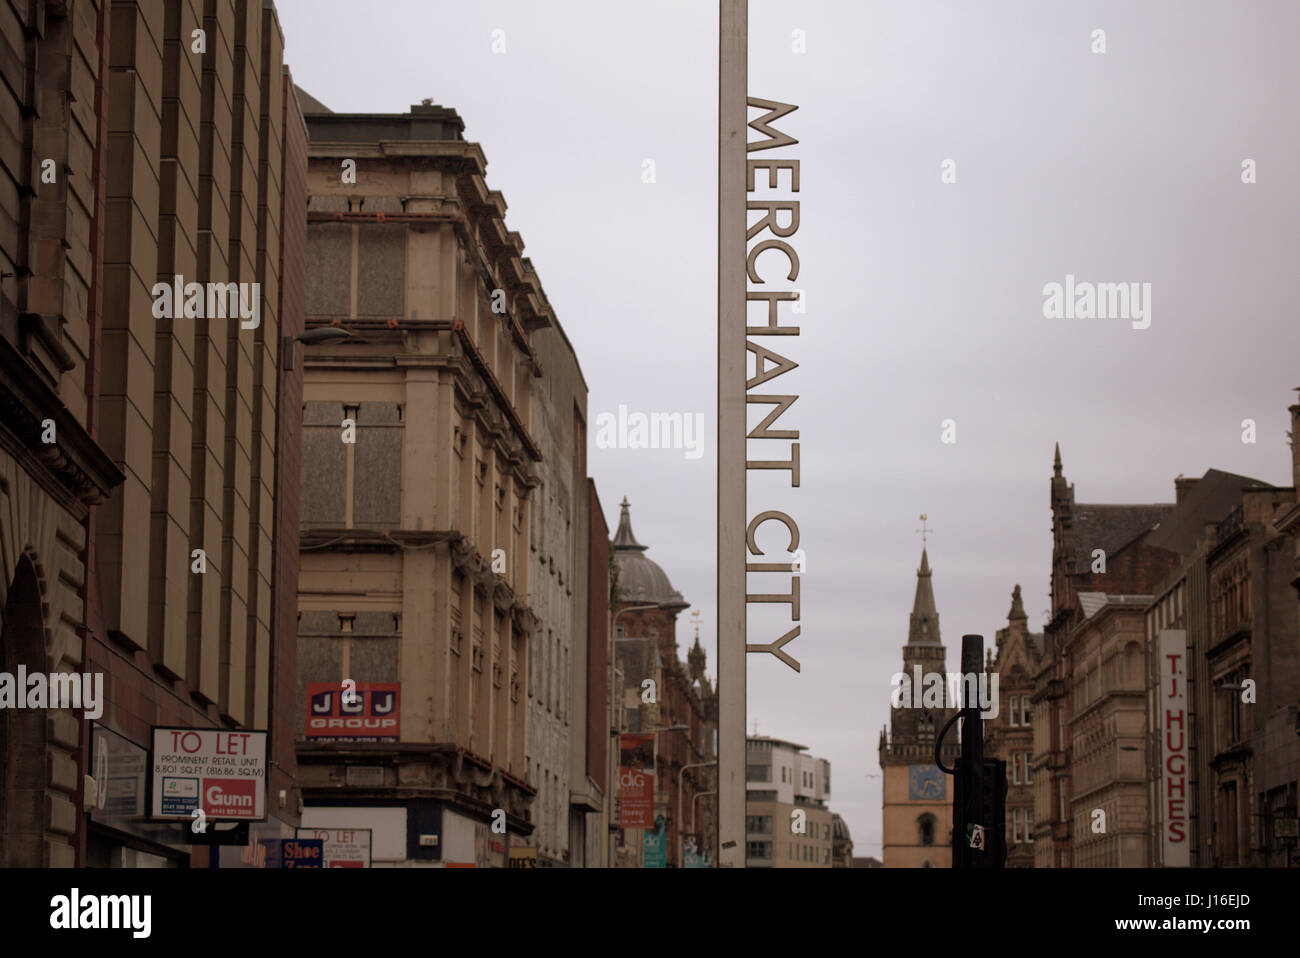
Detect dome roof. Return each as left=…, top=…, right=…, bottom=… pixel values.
left=832, top=813, right=851, bottom=842
left=612, top=498, right=687, bottom=609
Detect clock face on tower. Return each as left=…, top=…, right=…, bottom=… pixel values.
left=909, top=764, right=946, bottom=800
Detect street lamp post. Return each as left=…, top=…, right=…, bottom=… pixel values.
left=641, top=724, right=688, bottom=866
left=284, top=325, right=354, bottom=370
left=678, top=760, right=717, bottom=865
left=693, top=790, right=717, bottom=864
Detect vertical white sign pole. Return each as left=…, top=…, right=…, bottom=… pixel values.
left=717, top=0, right=748, bottom=868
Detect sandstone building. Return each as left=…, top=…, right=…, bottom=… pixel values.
left=524, top=310, right=605, bottom=867
left=984, top=585, right=1042, bottom=867
left=1034, top=447, right=1180, bottom=867
left=1039, top=439, right=1298, bottom=868
left=1141, top=445, right=1298, bottom=866
left=2, top=0, right=305, bottom=866
left=293, top=94, right=610, bottom=866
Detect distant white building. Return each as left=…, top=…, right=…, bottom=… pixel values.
left=745, top=736, right=834, bottom=867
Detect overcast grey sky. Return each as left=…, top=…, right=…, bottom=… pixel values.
left=275, top=0, right=1300, bottom=859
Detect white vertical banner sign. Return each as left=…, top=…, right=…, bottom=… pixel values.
left=718, top=0, right=804, bottom=869
left=717, top=0, right=749, bottom=869
left=1159, top=629, right=1190, bottom=867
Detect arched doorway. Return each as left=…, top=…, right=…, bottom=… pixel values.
left=0, top=554, right=51, bottom=866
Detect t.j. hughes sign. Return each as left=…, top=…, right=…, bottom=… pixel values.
left=717, top=0, right=802, bottom=867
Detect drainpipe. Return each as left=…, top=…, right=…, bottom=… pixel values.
left=77, top=0, right=112, bottom=870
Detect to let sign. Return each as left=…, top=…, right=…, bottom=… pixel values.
left=295, top=828, right=372, bottom=868
left=150, top=727, right=268, bottom=822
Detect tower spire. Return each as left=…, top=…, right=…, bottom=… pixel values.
left=612, top=496, right=648, bottom=552
left=1008, top=583, right=1026, bottom=620
left=907, top=545, right=940, bottom=645
left=1053, top=443, right=1063, bottom=477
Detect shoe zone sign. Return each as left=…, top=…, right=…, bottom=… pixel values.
left=150, top=728, right=269, bottom=822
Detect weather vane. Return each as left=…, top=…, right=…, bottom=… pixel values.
left=916, top=514, right=933, bottom=547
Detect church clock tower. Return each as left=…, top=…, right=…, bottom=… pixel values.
left=878, top=538, right=959, bottom=867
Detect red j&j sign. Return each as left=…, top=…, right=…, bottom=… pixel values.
left=305, top=682, right=400, bottom=742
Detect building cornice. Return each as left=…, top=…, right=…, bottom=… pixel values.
left=0, top=333, right=124, bottom=509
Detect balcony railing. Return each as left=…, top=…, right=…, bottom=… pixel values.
left=1217, top=505, right=1245, bottom=543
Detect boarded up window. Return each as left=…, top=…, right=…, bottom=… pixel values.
left=305, top=223, right=352, bottom=317
left=356, top=223, right=405, bottom=317
left=301, top=401, right=347, bottom=525
left=353, top=402, right=402, bottom=526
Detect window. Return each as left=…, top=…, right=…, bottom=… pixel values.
left=746, top=816, right=772, bottom=834
left=1021, top=697, right=1031, bottom=726
left=824, top=847, right=831, bottom=864
left=1009, top=695, right=1020, bottom=727
left=746, top=790, right=777, bottom=801
left=918, top=713, right=935, bottom=746
left=918, top=814, right=936, bottom=846
left=747, top=765, right=772, bottom=783
left=1024, top=752, right=1033, bottom=784
left=746, top=841, right=771, bottom=860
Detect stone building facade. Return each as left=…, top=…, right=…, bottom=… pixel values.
left=1034, top=446, right=1179, bottom=867
left=1, top=0, right=121, bottom=867
left=524, top=309, right=602, bottom=867
left=294, top=95, right=563, bottom=865
left=1264, top=399, right=1300, bottom=866
left=984, top=585, right=1042, bottom=867
left=1040, top=439, right=1298, bottom=869
left=1064, top=593, right=1152, bottom=867
left=879, top=547, right=959, bottom=867
left=1200, top=482, right=1297, bottom=865
left=2, top=0, right=305, bottom=866
left=1140, top=467, right=1286, bottom=866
